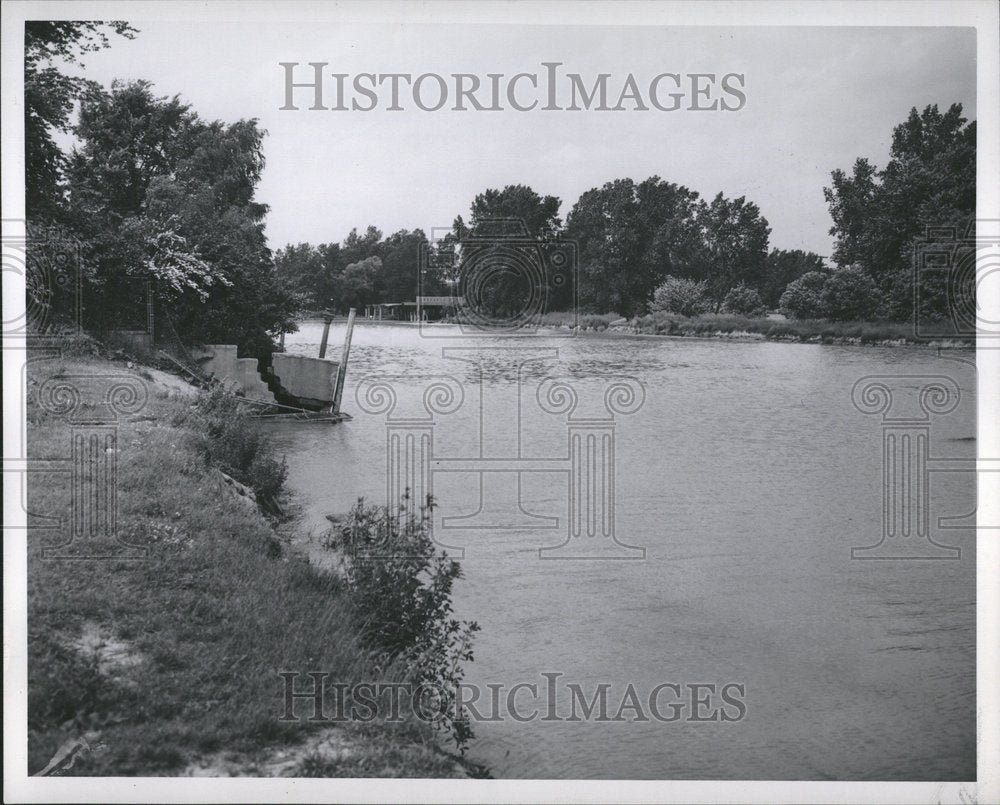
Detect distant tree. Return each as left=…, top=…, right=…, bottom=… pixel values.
left=650, top=275, right=710, bottom=316
left=378, top=229, right=429, bottom=302
left=692, top=192, right=771, bottom=311
left=779, top=271, right=829, bottom=319
left=760, top=249, right=827, bottom=309
left=819, top=266, right=882, bottom=321
left=721, top=283, right=766, bottom=317
left=468, top=185, right=561, bottom=239
left=451, top=185, right=564, bottom=318
left=338, top=256, right=382, bottom=311
left=566, top=177, right=702, bottom=317
left=824, top=103, right=975, bottom=320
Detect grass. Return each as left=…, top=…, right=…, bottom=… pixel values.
left=538, top=310, right=970, bottom=346
left=25, top=351, right=473, bottom=777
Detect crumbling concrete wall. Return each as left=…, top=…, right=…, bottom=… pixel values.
left=271, top=353, right=339, bottom=409
left=192, top=345, right=275, bottom=404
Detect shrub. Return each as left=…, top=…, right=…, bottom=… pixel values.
left=820, top=266, right=882, bottom=321
left=650, top=276, right=710, bottom=316
left=721, top=283, right=766, bottom=316
left=779, top=271, right=829, bottom=319
left=333, top=494, right=480, bottom=752
left=191, top=386, right=288, bottom=512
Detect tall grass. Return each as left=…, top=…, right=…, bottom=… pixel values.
left=26, top=355, right=467, bottom=777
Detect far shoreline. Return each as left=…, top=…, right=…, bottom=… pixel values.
left=288, top=315, right=975, bottom=351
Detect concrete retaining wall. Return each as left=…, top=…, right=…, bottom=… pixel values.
left=192, top=344, right=275, bottom=404
left=271, top=353, right=339, bottom=408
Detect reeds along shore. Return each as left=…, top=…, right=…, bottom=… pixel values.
left=536, top=311, right=971, bottom=346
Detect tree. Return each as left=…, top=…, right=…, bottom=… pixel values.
left=819, top=266, right=882, bottom=321
left=468, top=185, right=561, bottom=239
left=650, top=276, right=710, bottom=316
left=721, top=283, right=766, bottom=317
left=566, top=177, right=702, bottom=317
left=779, top=271, right=829, bottom=319
left=692, top=192, right=771, bottom=310
left=24, top=21, right=136, bottom=222
left=378, top=229, right=429, bottom=302
left=760, top=249, right=827, bottom=309
left=824, top=103, right=975, bottom=320
left=65, top=81, right=297, bottom=359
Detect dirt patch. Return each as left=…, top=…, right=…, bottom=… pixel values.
left=72, top=622, right=144, bottom=680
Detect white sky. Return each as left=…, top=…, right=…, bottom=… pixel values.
left=59, top=22, right=976, bottom=257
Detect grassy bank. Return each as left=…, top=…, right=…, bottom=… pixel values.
left=538, top=310, right=971, bottom=346
left=25, top=346, right=477, bottom=777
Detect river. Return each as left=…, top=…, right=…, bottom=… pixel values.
left=268, top=320, right=976, bottom=780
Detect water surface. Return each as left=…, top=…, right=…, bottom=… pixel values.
left=269, top=322, right=976, bottom=780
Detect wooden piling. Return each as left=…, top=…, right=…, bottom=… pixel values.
left=330, top=308, right=356, bottom=414
left=318, top=316, right=332, bottom=358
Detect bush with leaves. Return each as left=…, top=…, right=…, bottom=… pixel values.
left=333, top=494, right=480, bottom=752
left=190, top=386, right=287, bottom=512
left=779, top=271, right=829, bottom=319
left=721, top=283, right=766, bottom=316
left=819, top=266, right=882, bottom=321
left=650, top=275, right=710, bottom=316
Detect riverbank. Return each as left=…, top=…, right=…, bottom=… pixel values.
left=25, top=341, right=480, bottom=778
left=296, top=312, right=971, bottom=348
left=538, top=311, right=973, bottom=347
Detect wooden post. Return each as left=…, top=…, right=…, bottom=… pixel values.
left=331, top=308, right=356, bottom=414
left=318, top=316, right=332, bottom=358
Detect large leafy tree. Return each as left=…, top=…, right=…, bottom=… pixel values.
left=760, top=248, right=828, bottom=309
left=65, top=81, right=296, bottom=359
left=566, top=177, right=702, bottom=317
left=824, top=103, right=975, bottom=320
left=690, top=192, right=771, bottom=310
left=24, top=21, right=136, bottom=222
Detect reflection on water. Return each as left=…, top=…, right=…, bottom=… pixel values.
left=268, top=322, right=976, bottom=780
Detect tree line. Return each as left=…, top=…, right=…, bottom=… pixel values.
left=26, top=22, right=975, bottom=360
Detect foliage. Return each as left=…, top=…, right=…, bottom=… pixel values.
left=820, top=266, right=882, bottom=321
left=274, top=229, right=437, bottom=312
left=188, top=386, right=288, bottom=512
left=650, top=275, right=710, bottom=316
left=824, top=103, right=975, bottom=320
left=779, top=271, right=830, bottom=319
left=760, top=249, right=827, bottom=309
left=63, top=81, right=298, bottom=359
left=692, top=192, right=771, bottom=309
left=721, top=282, right=766, bottom=317
left=24, top=21, right=137, bottom=222
left=567, top=177, right=702, bottom=318
left=333, top=495, right=480, bottom=752
left=779, top=267, right=882, bottom=321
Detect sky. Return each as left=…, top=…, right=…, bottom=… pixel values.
left=58, top=22, right=976, bottom=258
